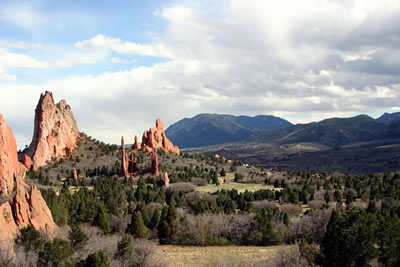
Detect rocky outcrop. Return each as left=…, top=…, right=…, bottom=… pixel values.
left=12, top=180, right=55, bottom=238
left=71, top=168, right=78, bottom=180
left=128, top=153, right=138, bottom=174
left=13, top=180, right=31, bottom=228
left=28, top=185, right=55, bottom=239
left=164, top=172, right=169, bottom=187
left=141, top=119, right=180, bottom=155
left=119, top=136, right=129, bottom=177
left=132, top=136, right=141, bottom=150
left=151, top=150, right=159, bottom=176
left=0, top=114, right=55, bottom=247
left=21, top=154, right=33, bottom=170
left=0, top=114, right=25, bottom=195
left=0, top=202, right=17, bottom=246
left=23, top=91, right=80, bottom=170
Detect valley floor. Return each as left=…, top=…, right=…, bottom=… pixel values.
left=156, top=245, right=287, bottom=267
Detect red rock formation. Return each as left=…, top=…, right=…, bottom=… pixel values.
left=29, top=185, right=55, bottom=239
left=12, top=180, right=55, bottom=238
left=141, top=119, right=180, bottom=155
left=0, top=114, right=56, bottom=246
left=151, top=150, right=159, bottom=176
left=0, top=202, right=17, bottom=245
left=13, top=180, right=30, bottom=228
left=164, top=172, right=170, bottom=187
left=119, top=136, right=128, bottom=177
left=0, top=114, right=25, bottom=195
left=128, top=153, right=138, bottom=175
left=24, top=91, right=80, bottom=170
left=21, top=154, right=33, bottom=170
left=71, top=168, right=78, bottom=180
left=132, top=135, right=141, bottom=150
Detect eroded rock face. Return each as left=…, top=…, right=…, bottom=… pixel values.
left=141, top=119, right=180, bottom=155
left=24, top=91, right=80, bottom=170
left=21, top=154, right=33, bottom=171
left=13, top=180, right=30, bottom=228
left=0, top=114, right=56, bottom=247
left=0, top=114, right=25, bottom=195
left=151, top=150, right=159, bottom=176
left=119, top=136, right=128, bottom=177
left=29, top=185, right=55, bottom=239
left=12, top=180, right=55, bottom=238
left=128, top=153, right=138, bottom=174
left=0, top=202, right=17, bottom=245
left=132, top=136, right=141, bottom=150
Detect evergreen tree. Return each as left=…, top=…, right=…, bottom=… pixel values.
left=150, top=209, right=161, bottom=229
left=127, top=211, right=148, bottom=238
left=17, top=225, right=45, bottom=253
left=321, top=208, right=377, bottom=267
left=78, top=250, right=112, bottom=267
left=37, top=238, right=74, bottom=267
left=94, top=205, right=111, bottom=234
left=220, top=168, right=226, bottom=177
left=69, top=224, right=88, bottom=249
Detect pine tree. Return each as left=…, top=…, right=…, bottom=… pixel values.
left=150, top=209, right=161, bottom=229
left=127, top=211, right=148, bottom=238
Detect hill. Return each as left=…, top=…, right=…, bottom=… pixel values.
left=377, top=111, right=400, bottom=124
left=165, top=114, right=292, bottom=148
left=248, top=115, right=386, bottom=146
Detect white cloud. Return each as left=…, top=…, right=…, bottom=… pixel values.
left=75, top=34, right=174, bottom=58
left=2, top=0, right=400, bottom=147
left=0, top=67, right=16, bottom=81
left=0, top=48, right=50, bottom=68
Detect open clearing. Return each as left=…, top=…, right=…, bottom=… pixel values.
left=156, top=245, right=287, bottom=267
left=195, top=172, right=279, bottom=193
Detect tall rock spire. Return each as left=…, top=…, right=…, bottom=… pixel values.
left=119, top=136, right=128, bottom=177
left=23, top=91, right=80, bottom=170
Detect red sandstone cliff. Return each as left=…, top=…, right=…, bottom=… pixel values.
left=0, top=113, right=55, bottom=249
left=23, top=91, right=80, bottom=170
left=0, top=114, right=25, bottom=195
left=140, top=119, right=180, bottom=155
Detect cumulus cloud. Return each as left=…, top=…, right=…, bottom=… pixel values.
left=2, top=0, right=400, bottom=147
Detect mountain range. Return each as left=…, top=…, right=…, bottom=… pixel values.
left=166, top=112, right=400, bottom=173
left=165, top=114, right=292, bottom=148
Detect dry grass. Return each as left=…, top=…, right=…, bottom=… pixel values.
left=195, top=172, right=277, bottom=193
left=156, top=245, right=287, bottom=267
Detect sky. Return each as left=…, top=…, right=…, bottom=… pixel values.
left=1, top=0, right=400, bottom=147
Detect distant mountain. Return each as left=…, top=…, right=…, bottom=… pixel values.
left=377, top=112, right=400, bottom=124
left=248, top=115, right=386, bottom=146
left=165, top=114, right=292, bottom=148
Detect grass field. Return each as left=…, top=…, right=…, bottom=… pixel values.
left=195, top=172, right=280, bottom=193
left=156, top=245, right=287, bottom=267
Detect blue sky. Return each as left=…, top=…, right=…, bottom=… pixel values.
left=0, top=0, right=400, bottom=147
